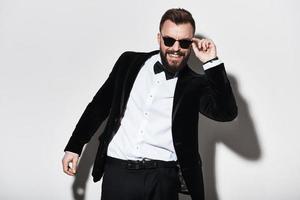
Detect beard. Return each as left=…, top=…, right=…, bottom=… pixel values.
left=159, top=48, right=190, bottom=73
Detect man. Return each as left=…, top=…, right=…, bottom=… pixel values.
left=62, top=8, right=237, bottom=200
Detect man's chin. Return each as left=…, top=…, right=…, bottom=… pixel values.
left=167, top=58, right=184, bottom=70
left=166, top=62, right=182, bottom=72
left=167, top=57, right=181, bottom=65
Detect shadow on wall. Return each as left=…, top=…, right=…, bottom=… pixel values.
left=198, top=74, right=262, bottom=200
left=70, top=121, right=106, bottom=200
left=69, top=36, right=262, bottom=200
left=179, top=36, right=262, bottom=200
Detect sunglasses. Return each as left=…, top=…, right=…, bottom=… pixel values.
left=161, top=36, right=193, bottom=49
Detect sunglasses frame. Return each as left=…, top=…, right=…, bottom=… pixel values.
left=161, top=35, right=193, bottom=49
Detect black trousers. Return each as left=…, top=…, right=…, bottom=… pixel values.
left=101, top=156, right=180, bottom=200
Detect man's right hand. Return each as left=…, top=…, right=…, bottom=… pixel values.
left=62, top=151, right=79, bottom=176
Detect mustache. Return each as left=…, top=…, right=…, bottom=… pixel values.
left=165, top=50, right=185, bottom=56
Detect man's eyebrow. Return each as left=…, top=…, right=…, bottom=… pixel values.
left=181, top=37, right=193, bottom=40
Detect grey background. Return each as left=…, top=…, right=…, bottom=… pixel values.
left=0, top=0, right=299, bottom=199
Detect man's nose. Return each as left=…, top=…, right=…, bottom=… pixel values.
left=171, top=41, right=180, bottom=51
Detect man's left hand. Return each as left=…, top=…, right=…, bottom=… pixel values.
left=191, top=38, right=217, bottom=63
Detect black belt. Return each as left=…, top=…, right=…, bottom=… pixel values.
left=106, top=156, right=178, bottom=170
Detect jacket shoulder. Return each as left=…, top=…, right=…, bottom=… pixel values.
left=119, top=50, right=159, bottom=58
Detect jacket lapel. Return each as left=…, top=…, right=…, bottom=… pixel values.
left=172, top=65, right=191, bottom=122
left=119, top=50, right=159, bottom=116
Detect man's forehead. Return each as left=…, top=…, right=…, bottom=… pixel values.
left=160, top=20, right=194, bottom=38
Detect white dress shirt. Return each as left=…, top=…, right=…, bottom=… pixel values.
left=107, top=54, right=221, bottom=161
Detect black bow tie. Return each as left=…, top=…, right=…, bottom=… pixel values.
left=153, top=61, right=177, bottom=80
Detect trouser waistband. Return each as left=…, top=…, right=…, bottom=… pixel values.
left=106, top=156, right=178, bottom=170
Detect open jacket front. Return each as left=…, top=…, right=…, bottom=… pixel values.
left=64, top=50, right=238, bottom=200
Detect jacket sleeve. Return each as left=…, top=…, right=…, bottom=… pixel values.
left=198, top=63, right=238, bottom=121
left=64, top=52, right=128, bottom=156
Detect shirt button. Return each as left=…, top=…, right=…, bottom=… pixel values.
left=140, top=130, right=144, bottom=134
left=144, top=112, right=148, bottom=116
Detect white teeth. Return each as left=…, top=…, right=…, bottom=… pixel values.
left=168, top=53, right=180, bottom=58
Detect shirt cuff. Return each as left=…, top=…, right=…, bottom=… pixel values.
left=203, top=58, right=223, bottom=70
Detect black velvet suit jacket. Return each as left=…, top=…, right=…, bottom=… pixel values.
left=64, top=50, right=238, bottom=200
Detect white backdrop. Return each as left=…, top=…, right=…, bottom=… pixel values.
left=1, top=0, right=299, bottom=199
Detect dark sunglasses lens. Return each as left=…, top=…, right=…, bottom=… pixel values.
left=163, top=37, right=176, bottom=47
left=179, top=40, right=192, bottom=49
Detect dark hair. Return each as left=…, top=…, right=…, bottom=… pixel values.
left=159, top=8, right=196, bottom=34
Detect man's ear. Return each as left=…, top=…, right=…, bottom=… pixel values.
left=157, top=33, right=161, bottom=45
